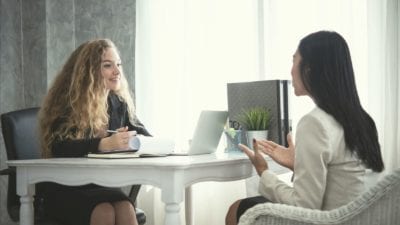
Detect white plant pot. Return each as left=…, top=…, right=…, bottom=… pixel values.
left=246, top=130, right=269, bottom=150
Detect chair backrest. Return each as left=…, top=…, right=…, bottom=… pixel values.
left=1, top=107, right=41, bottom=160
left=1, top=107, right=41, bottom=222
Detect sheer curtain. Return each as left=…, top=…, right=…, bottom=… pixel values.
left=366, top=0, right=400, bottom=174
left=262, top=0, right=369, bottom=133
left=135, top=0, right=259, bottom=144
left=135, top=1, right=259, bottom=224
left=135, top=0, right=399, bottom=224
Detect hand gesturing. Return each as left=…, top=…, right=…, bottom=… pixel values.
left=257, top=133, right=295, bottom=171
left=239, top=139, right=268, bottom=176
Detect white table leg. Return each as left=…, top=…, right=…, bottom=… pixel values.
left=161, top=171, right=184, bottom=225
left=164, top=202, right=181, bottom=225
left=16, top=168, right=35, bottom=225
left=20, top=194, right=35, bottom=225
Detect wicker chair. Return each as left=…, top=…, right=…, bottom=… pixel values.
left=239, top=168, right=400, bottom=225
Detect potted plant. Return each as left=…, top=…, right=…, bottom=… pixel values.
left=238, top=106, right=271, bottom=149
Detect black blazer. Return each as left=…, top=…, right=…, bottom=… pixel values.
left=52, top=93, right=151, bottom=157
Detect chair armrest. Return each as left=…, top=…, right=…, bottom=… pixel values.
left=239, top=170, right=400, bottom=225
left=239, top=203, right=338, bottom=225
left=0, top=167, right=15, bottom=176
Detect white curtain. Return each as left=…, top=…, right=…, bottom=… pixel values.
left=135, top=0, right=399, bottom=224
left=367, top=0, right=400, bottom=174
left=262, top=0, right=370, bottom=133
left=135, top=0, right=259, bottom=145
left=135, top=1, right=258, bottom=224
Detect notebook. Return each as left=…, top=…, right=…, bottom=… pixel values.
left=171, top=110, right=228, bottom=156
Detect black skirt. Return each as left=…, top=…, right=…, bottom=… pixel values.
left=41, top=182, right=132, bottom=225
left=237, top=195, right=269, bottom=222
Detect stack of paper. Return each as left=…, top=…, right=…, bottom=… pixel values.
left=87, top=136, right=175, bottom=159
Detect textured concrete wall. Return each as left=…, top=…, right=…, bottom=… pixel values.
left=0, top=0, right=136, bottom=224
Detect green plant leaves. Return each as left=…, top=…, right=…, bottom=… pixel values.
left=238, top=107, right=271, bottom=130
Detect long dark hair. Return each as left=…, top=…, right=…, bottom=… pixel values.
left=298, top=31, right=384, bottom=172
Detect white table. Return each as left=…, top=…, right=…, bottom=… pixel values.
left=7, top=152, right=286, bottom=225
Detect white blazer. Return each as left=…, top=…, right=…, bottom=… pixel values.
left=259, top=107, right=366, bottom=210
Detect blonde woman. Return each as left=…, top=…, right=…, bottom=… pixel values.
left=39, top=39, right=150, bottom=225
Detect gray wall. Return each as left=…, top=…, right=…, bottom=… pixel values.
left=0, top=0, right=136, bottom=224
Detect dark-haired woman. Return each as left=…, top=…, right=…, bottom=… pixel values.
left=225, top=31, right=384, bottom=225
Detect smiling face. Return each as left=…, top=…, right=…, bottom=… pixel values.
left=291, top=50, right=308, bottom=96
left=101, top=47, right=122, bottom=91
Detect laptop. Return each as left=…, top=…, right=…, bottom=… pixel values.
left=171, top=110, right=228, bottom=155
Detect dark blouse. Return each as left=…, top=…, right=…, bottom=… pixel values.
left=51, top=93, right=151, bottom=157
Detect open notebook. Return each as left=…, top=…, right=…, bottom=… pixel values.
left=87, top=110, right=228, bottom=158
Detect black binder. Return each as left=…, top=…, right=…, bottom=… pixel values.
left=227, top=80, right=292, bottom=146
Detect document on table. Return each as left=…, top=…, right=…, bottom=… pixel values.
left=87, top=135, right=175, bottom=159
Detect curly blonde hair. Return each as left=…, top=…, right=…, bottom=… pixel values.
left=39, top=39, right=137, bottom=158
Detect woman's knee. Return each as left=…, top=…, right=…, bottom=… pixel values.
left=226, top=200, right=242, bottom=225
left=91, top=202, right=115, bottom=225
left=228, top=200, right=241, bottom=214
left=113, top=201, right=137, bottom=225
left=113, top=200, right=135, bottom=213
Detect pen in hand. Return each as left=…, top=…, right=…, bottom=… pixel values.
left=107, top=129, right=137, bottom=135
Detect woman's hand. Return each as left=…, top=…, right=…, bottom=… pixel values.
left=257, top=133, right=295, bottom=171
left=99, top=127, right=137, bottom=152
left=240, top=139, right=268, bottom=176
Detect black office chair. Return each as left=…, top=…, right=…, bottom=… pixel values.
left=0, top=107, right=146, bottom=224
